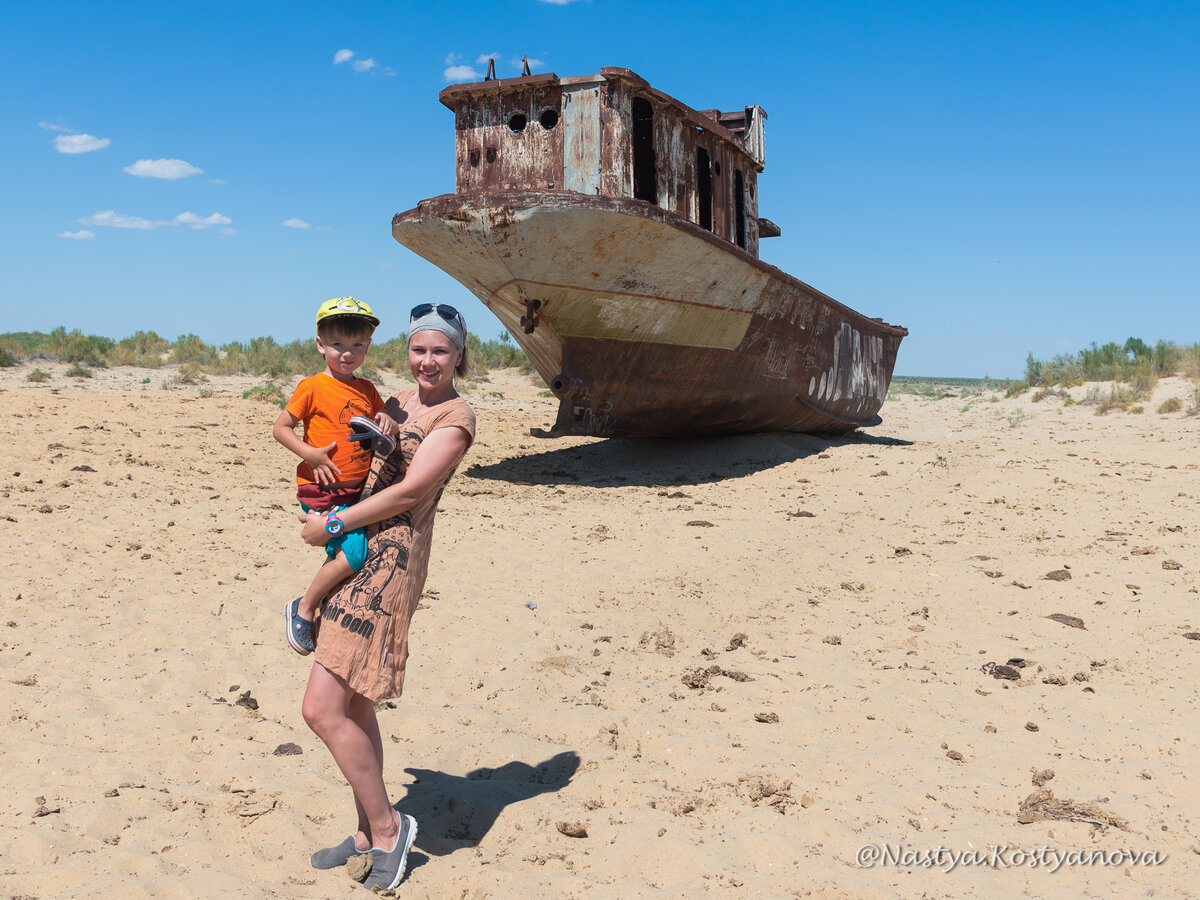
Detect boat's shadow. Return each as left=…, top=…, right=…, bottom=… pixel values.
left=466, top=431, right=913, bottom=488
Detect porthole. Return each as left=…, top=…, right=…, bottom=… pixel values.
left=714, top=160, right=722, bottom=176
left=486, top=147, right=497, bottom=164
left=509, top=113, right=527, bottom=133
left=469, top=149, right=480, bottom=168
left=539, top=109, right=560, bottom=130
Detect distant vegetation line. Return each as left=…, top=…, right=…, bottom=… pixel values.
left=1023, top=338, right=1200, bottom=385
left=4, top=330, right=1197, bottom=416
left=0, top=327, right=532, bottom=381
left=889, top=339, right=1200, bottom=415
left=1007, top=338, right=1200, bottom=414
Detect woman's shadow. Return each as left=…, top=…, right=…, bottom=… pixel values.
left=394, top=751, right=580, bottom=865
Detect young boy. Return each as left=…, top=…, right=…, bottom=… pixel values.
left=273, top=296, right=397, bottom=655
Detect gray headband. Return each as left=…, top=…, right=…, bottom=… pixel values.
left=407, top=309, right=466, bottom=350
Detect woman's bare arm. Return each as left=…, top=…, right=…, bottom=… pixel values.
left=299, top=424, right=471, bottom=545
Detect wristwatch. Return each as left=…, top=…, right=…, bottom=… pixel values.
left=324, top=514, right=344, bottom=536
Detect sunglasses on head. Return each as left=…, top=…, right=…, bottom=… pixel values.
left=410, top=303, right=462, bottom=325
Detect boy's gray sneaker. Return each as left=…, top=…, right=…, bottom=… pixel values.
left=310, top=835, right=364, bottom=869
left=285, top=598, right=315, bottom=655
left=362, top=813, right=417, bottom=891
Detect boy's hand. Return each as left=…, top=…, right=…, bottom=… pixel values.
left=375, top=411, right=399, bottom=436
left=304, top=442, right=341, bottom=485
left=298, top=510, right=332, bottom=546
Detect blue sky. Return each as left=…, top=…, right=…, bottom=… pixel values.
left=3, top=0, right=1196, bottom=377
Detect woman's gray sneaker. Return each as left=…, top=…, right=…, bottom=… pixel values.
left=310, top=834, right=364, bottom=869
left=362, top=814, right=417, bottom=890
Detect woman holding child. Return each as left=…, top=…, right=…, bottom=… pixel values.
left=296, top=302, right=475, bottom=891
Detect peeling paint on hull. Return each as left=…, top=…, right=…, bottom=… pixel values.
left=393, top=191, right=906, bottom=438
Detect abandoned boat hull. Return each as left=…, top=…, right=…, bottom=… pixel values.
left=393, top=191, right=906, bottom=438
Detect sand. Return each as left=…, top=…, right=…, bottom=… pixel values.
left=1, top=362, right=1197, bottom=898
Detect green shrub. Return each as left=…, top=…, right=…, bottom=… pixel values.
left=219, top=336, right=317, bottom=377
left=468, top=332, right=529, bottom=372
left=111, top=331, right=169, bottom=367
left=370, top=336, right=409, bottom=373
left=1093, top=384, right=1133, bottom=414
left=0, top=347, right=16, bottom=367
left=0, top=332, right=46, bottom=357
left=1157, top=397, right=1182, bottom=414
left=170, top=333, right=218, bottom=366
left=1128, top=362, right=1158, bottom=400
left=65, top=363, right=93, bottom=378
left=242, top=382, right=287, bottom=406
left=1183, top=346, right=1200, bottom=379
left=26, top=369, right=51, bottom=382
left=49, top=327, right=113, bottom=366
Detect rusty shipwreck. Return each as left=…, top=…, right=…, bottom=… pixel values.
left=392, top=66, right=907, bottom=438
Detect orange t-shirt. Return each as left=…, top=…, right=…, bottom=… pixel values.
left=285, top=373, right=385, bottom=486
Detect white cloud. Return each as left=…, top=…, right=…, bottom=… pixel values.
left=475, top=52, right=502, bottom=66
left=282, top=218, right=311, bottom=229
left=58, top=230, right=96, bottom=240
left=123, top=158, right=203, bottom=180
left=79, top=210, right=157, bottom=230
left=77, top=209, right=232, bottom=231
left=444, top=64, right=483, bottom=82
left=172, top=212, right=232, bottom=229
left=39, top=121, right=73, bottom=132
left=335, top=47, right=392, bottom=75
left=54, top=133, right=110, bottom=154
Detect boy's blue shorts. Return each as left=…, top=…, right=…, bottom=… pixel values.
left=300, top=503, right=367, bottom=573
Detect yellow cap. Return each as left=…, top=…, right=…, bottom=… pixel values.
left=316, top=296, right=379, bottom=329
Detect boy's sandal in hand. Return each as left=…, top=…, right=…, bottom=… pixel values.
left=348, top=415, right=396, bottom=458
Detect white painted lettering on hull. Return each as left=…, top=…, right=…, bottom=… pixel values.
left=805, top=322, right=889, bottom=416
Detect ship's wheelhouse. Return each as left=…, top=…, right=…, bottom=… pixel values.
left=438, top=67, right=777, bottom=259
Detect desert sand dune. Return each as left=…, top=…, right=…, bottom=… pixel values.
left=1, top=364, right=1196, bottom=898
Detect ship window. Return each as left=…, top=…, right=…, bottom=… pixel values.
left=509, top=113, right=527, bottom=133
left=696, top=147, right=712, bottom=231
left=632, top=97, right=658, bottom=204
left=469, top=149, right=480, bottom=168
left=486, top=147, right=498, bottom=164
left=734, top=169, right=746, bottom=249
left=714, top=160, right=721, bottom=176
left=539, top=109, right=559, bottom=130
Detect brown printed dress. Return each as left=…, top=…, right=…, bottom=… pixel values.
left=314, top=392, right=475, bottom=701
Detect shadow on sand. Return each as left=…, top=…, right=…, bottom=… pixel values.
left=395, top=751, right=581, bottom=865
left=465, top=430, right=913, bottom=489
